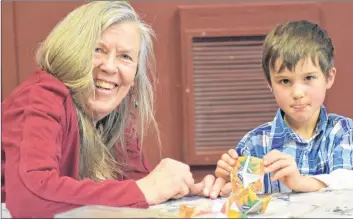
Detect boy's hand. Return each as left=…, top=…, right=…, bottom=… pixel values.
left=215, top=149, right=238, bottom=181
left=263, top=150, right=301, bottom=190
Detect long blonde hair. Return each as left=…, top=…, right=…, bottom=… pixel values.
left=36, top=1, right=159, bottom=181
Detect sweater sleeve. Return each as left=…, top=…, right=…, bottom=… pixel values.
left=123, top=138, right=152, bottom=180
left=4, top=83, right=149, bottom=218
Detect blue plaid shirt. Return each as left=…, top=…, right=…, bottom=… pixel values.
left=236, top=105, right=353, bottom=193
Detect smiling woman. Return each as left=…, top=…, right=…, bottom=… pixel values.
left=1, top=1, right=226, bottom=218
left=33, top=1, right=155, bottom=183
left=90, top=21, right=140, bottom=124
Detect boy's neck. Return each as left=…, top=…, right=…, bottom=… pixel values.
left=284, top=109, right=321, bottom=140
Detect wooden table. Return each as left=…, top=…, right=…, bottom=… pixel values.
left=54, top=189, right=353, bottom=218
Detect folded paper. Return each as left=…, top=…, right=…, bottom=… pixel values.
left=223, top=156, right=272, bottom=217
left=231, top=156, right=265, bottom=194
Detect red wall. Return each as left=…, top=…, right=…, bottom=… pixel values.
left=3, top=1, right=353, bottom=180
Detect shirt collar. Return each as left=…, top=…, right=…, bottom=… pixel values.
left=270, top=105, right=328, bottom=149
left=315, top=105, right=328, bottom=134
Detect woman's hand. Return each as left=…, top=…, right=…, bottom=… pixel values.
left=136, top=158, right=195, bottom=205
left=187, top=175, right=233, bottom=199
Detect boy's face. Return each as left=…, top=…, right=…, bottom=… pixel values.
left=268, top=57, right=336, bottom=126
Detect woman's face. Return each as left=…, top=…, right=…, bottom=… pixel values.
left=89, top=21, right=141, bottom=123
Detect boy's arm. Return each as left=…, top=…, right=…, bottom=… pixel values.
left=308, top=169, right=353, bottom=190
left=308, top=129, right=353, bottom=190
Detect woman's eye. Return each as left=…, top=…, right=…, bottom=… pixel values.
left=121, top=54, right=132, bottom=61
left=95, top=48, right=103, bottom=53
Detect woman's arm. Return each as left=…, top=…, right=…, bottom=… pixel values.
left=3, top=83, right=148, bottom=218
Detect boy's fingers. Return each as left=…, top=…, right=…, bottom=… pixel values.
left=228, top=149, right=238, bottom=159
left=215, top=168, right=231, bottom=180
left=217, top=160, right=232, bottom=172
left=265, top=159, right=291, bottom=173
left=271, top=166, right=293, bottom=181
left=263, top=150, right=285, bottom=166
left=221, top=153, right=235, bottom=166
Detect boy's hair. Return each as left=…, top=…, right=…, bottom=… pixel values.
left=262, top=20, right=334, bottom=84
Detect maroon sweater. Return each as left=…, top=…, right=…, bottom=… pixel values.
left=1, top=69, right=151, bottom=218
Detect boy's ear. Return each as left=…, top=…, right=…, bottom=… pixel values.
left=326, top=67, right=336, bottom=89
left=267, top=83, right=273, bottom=92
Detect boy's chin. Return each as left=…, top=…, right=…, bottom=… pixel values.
left=284, top=111, right=317, bottom=124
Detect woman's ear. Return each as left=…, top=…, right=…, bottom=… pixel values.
left=135, top=65, right=139, bottom=77
left=132, top=66, right=139, bottom=87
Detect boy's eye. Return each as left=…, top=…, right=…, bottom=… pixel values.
left=305, top=76, right=315, bottom=81
left=280, top=79, right=290, bottom=84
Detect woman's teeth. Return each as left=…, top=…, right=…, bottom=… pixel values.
left=95, top=81, right=116, bottom=90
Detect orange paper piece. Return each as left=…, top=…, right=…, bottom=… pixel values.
left=178, top=203, right=212, bottom=218
left=179, top=204, right=198, bottom=218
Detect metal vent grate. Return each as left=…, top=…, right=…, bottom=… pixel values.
left=192, top=35, right=277, bottom=154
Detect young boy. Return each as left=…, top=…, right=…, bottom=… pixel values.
left=215, top=20, right=353, bottom=194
